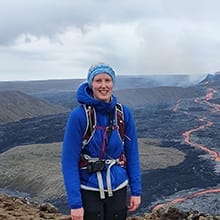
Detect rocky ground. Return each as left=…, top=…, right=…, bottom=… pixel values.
left=1, top=194, right=220, bottom=220
left=0, top=193, right=69, bottom=220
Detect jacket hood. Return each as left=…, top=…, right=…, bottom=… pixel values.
left=76, top=82, right=117, bottom=112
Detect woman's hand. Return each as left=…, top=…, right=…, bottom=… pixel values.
left=128, top=196, right=141, bottom=212
left=70, top=207, right=84, bottom=220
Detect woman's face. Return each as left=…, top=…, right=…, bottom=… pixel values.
left=92, top=73, right=113, bottom=102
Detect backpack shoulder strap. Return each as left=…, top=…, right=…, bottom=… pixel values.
left=82, top=104, right=96, bottom=147
left=116, top=103, right=125, bottom=142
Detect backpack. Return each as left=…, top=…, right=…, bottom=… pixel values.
left=82, top=103, right=125, bottom=148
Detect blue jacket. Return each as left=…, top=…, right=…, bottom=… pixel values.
left=62, top=82, right=141, bottom=209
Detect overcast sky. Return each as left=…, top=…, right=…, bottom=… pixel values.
left=0, top=0, right=220, bottom=81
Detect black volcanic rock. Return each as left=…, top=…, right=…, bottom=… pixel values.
left=0, top=113, right=68, bottom=152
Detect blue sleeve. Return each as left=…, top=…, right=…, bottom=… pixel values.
left=61, top=106, right=86, bottom=209
left=123, top=105, right=142, bottom=196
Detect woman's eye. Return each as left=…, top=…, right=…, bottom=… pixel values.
left=93, top=78, right=112, bottom=83
left=94, top=79, right=102, bottom=83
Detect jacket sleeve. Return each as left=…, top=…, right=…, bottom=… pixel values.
left=61, top=106, right=86, bottom=209
left=123, top=105, right=142, bottom=196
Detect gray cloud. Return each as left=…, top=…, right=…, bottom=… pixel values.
left=2, top=0, right=219, bottom=43
left=0, top=0, right=220, bottom=80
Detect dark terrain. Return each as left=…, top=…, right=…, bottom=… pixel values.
left=0, top=74, right=220, bottom=218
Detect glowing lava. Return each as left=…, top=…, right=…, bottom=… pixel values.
left=153, top=188, right=220, bottom=210
left=152, top=85, right=220, bottom=211
left=182, top=118, right=220, bottom=162
left=176, top=87, right=220, bottom=161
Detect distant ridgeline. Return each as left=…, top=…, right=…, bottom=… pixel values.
left=0, top=74, right=206, bottom=94
left=200, top=72, right=220, bottom=85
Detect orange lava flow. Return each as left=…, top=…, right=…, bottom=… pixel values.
left=182, top=119, right=220, bottom=161
left=203, top=89, right=220, bottom=112
left=153, top=188, right=220, bottom=211
left=183, top=88, right=220, bottom=161
left=153, top=86, right=220, bottom=211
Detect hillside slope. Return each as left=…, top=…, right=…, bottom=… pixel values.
left=0, top=139, right=185, bottom=203
left=0, top=91, right=69, bottom=124
left=114, top=86, right=202, bottom=107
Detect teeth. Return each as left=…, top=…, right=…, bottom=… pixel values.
left=100, top=91, right=107, bottom=94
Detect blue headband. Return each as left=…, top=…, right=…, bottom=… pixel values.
left=87, top=63, right=115, bottom=87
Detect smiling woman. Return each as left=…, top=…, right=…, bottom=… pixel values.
left=91, top=73, right=114, bottom=102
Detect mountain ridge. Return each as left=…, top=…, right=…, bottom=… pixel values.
left=0, top=85, right=203, bottom=124
left=0, top=91, right=69, bottom=124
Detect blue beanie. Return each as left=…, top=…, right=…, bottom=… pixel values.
left=87, top=63, right=115, bottom=87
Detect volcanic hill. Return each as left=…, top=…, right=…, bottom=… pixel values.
left=0, top=91, right=69, bottom=124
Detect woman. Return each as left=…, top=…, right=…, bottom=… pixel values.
left=62, top=63, right=141, bottom=220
